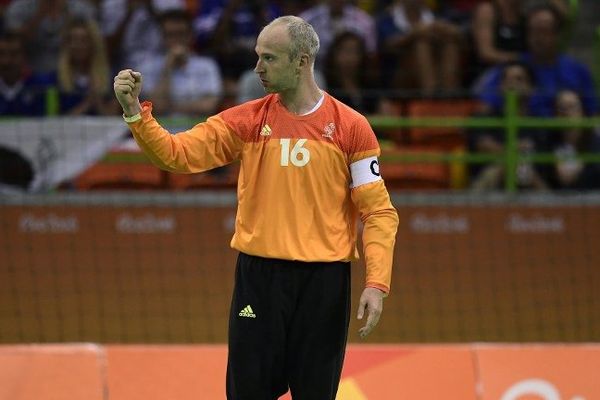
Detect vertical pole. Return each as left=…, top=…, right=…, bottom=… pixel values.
left=45, top=86, right=59, bottom=116
left=504, top=91, right=518, bottom=192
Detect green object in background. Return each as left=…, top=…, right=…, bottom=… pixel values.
left=562, top=0, right=579, bottom=47
left=504, top=91, right=519, bottom=193
left=45, top=86, right=59, bottom=116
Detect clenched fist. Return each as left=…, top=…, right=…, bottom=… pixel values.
left=113, top=69, right=143, bottom=116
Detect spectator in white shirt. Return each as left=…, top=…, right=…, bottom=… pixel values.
left=135, top=9, right=223, bottom=116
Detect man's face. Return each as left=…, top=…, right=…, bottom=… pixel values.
left=67, top=25, right=92, bottom=63
left=556, top=91, right=583, bottom=117
left=162, top=19, right=192, bottom=50
left=0, top=39, right=25, bottom=83
left=254, top=24, right=301, bottom=94
left=334, top=36, right=362, bottom=70
left=501, top=65, right=532, bottom=97
left=527, top=10, right=559, bottom=59
left=328, top=0, right=346, bottom=15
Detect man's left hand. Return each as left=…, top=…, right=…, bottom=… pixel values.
left=357, top=287, right=385, bottom=339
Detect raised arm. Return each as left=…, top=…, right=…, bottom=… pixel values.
left=113, top=69, right=243, bottom=173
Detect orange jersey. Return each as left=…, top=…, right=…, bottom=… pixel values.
left=127, top=93, right=398, bottom=293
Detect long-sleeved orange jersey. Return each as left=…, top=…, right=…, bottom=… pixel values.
left=127, top=93, right=399, bottom=293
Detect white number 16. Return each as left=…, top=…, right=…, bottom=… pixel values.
left=280, top=138, right=310, bottom=167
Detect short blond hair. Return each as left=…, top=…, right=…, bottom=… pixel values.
left=266, top=16, right=320, bottom=62
left=58, top=18, right=110, bottom=95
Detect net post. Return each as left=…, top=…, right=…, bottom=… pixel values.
left=45, top=86, right=59, bottom=116
left=504, top=91, right=519, bottom=193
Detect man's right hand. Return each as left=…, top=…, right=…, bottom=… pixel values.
left=113, top=69, right=143, bottom=116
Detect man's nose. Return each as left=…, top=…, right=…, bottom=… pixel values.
left=254, top=59, right=263, bottom=73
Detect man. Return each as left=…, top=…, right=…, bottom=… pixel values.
left=476, top=4, right=597, bottom=117
left=0, top=31, right=51, bottom=116
left=134, top=9, right=222, bottom=116
left=469, top=61, right=550, bottom=191
left=3, top=0, right=96, bottom=74
left=377, top=0, right=463, bottom=94
left=114, top=16, right=398, bottom=399
left=101, top=0, right=186, bottom=71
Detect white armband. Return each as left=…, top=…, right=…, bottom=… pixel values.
left=123, top=113, right=142, bottom=123
left=350, top=156, right=382, bottom=188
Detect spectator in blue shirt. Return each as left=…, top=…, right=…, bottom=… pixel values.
left=0, top=31, right=53, bottom=116
left=475, top=4, right=598, bottom=116
left=469, top=61, right=551, bottom=191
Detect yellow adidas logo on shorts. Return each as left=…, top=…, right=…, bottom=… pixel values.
left=238, top=305, right=256, bottom=318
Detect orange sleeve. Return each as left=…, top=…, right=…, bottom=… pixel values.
left=351, top=181, right=399, bottom=294
left=348, top=115, right=399, bottom=294
left=127, top=102, right=244, bottom=173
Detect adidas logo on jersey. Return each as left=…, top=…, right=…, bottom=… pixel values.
left=239, top=305, right=256, bottom=318
left=260, top=124, right=272, bottom=136
left=323, top=122, right=335, bottom=139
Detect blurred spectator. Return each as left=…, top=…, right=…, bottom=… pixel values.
left=435, top=0, right=481, bottom=27
left=549, top=90, right=600, bottom=190
left=3, top=0, right=96, bottom=74
left=136, top=9, right=222, bottom=116
left=0, top=31, right=53, bottom=116
left=324, top=31, right=379, bottom=114
left=57, top=18, right=117, bottom=115
left=237, top=69, right=326, bottom=104
left=469, top=0, right=525, bottom=84
left=475, top=4, right=597, bottom=116
left=0, top=0, right=10, bottom=30
left=522, top=0, right=569, bottom=19
left=469, top=61, right=550, bottom=191
left=100, top=0, right=185, bottom=70
left=193, top=0, right=281, bottom=90
left=377, top=0, right=463, bottom=95
left=300, top=0, right=376, bottom=68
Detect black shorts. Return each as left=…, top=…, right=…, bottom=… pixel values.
left=226, top=252, right=351, bottom=400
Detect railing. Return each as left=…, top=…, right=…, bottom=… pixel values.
left=369, top=92, right=600, bottom=192
left=30, top=90, right=600, bottom=193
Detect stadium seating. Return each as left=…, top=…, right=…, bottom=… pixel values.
left=405, top=99, right=481, bottom=150
left=380, top=146, right=450, bottom=190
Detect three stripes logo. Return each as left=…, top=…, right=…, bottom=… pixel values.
left=260, top=124, right=272, bottom=136
left=238, top=305, right=256, bottom=318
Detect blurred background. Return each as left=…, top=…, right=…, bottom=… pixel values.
left=1, top=0, right=599, bottom=399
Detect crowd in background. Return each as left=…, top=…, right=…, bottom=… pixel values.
left=1, top=0, right=599, bottom=190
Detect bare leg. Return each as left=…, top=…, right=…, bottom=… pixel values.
left=439, top=39, right=461, bottom=90
left=414, top=37, right=437, bottom=95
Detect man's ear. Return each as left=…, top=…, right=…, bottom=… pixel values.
left=298, top=53, right=310, bottom=68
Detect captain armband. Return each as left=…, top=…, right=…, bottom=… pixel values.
left=350, top=156, right=382, bottom=188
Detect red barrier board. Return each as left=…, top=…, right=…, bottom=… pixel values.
left=1, top=344, right=599, bottom=399
left=476, top=344, right=600, bottom=400
left=0, top=345, right=105, bottom=400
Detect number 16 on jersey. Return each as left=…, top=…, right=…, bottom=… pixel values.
left=280, top=139, right=310, bottom=167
